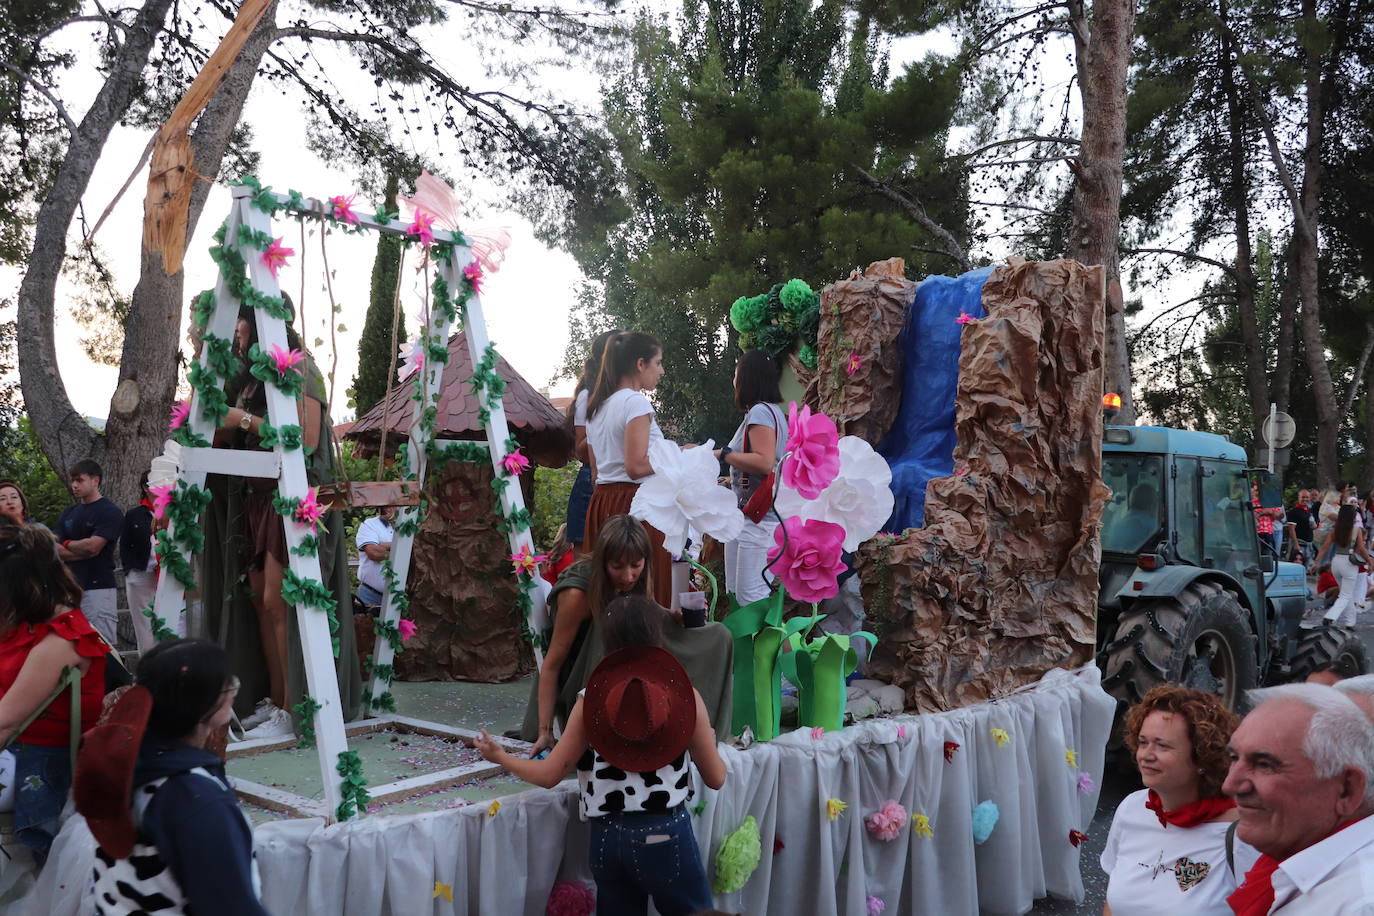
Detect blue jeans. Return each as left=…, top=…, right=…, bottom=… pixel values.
left=357, top=581, right=385, bottom=609
left=565, top=464, right=593, bottom=546
left=589, top=806, right=713, bottom=916
left=12, top=742, right=72, bottom=863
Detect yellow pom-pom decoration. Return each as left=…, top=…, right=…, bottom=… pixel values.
left=990, top=728, right=1010, bottom=747
left=826, top=798, right=848, bottom=821
left=487, top=800, right=502, bottom=817
left=713, top=815, right=762, bottom=893
left=911, top=813, right=933, bottom=839
left=1065, top=748, right=1079, bottom=768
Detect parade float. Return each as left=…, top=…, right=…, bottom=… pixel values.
left=12, top=159, right=1115, bottom=913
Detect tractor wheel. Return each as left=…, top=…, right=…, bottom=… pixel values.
left=1287, top=625, right=1368, bottom=682
left=1100, top=581, right=1258, bottom=712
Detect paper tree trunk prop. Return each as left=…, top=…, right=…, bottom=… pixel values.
left=781, top=628, right=877, bottom=732
left=722, top=587, right=819, bottom=741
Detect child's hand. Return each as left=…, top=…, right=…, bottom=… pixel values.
left=472, top=729, right=505, bottom=763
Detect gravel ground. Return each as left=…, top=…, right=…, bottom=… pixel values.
left=1029, top=605, right=1374, bottom=913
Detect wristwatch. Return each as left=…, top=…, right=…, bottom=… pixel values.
left=719, top=446, right=734, bottom=462
left=239, top=411, right=254, bottom=432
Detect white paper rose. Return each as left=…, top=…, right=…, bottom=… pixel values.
left=775, top=436, right=894, bottom=551
left=631, top=439, right=746, bottom=556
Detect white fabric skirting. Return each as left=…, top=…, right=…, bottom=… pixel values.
left=16, top=666, right=1115, bottom=916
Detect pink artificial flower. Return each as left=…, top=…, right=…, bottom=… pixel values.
left=463, top=260, right=485, bottom=294
left=271, top=343, right=305, bottom=378
left=955, top=311, right=975, bottom=325
left=169, top=399, right=190, bottom=431
left=867, top=896, right=886, bottom=916
left=329, top=194, right=361, bottom=226
left=262, top=238, right=294, bottom=279
left=896, top=724, right=907, bottom=740
left=810, top=726, right=825, bottom=740
left=150, top=484, right=174, bottom=521
left=846, top=353, right=862, bottom=376
left=1076, top=771, right=1096, bottom=794
left=295, top=488, right=325, bottom=531
left=400, top=342, right=425, bottom=381
left=398, top=618, right=417, bottom=642
left=500, top=447, right=530, bottom=476
left=943, top=741, right=960, bottom=762
left=865, top=800, right=907, bottom=842
left=408, top=209, right=436, bottom=246
left=766, top=516, right=846, bottom=603
left=781, top=402, right=840, bottom=499
left=510, top=545, right=548, bottom=576
left=546, top=881, right=595, bottom=916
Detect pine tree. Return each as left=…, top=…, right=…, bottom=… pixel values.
left=352, top=172, right=405, bottom=418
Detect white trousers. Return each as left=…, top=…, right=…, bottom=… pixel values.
left=725, top=517, right=779, bottom=605
left=124, top=569, right=158, bottom=652
left=1325, top=554, right=1361, bottom=627
left=82, top=587, right=119, bottom=646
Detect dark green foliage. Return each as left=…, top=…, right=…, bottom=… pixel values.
left=353, top=172, right=406, bottom=417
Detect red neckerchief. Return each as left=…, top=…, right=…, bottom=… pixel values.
left=1226, top=818, right=1362, bottom=916
left=1145, top=789, right=1236, bottom=827
left=139, top=496, right=154, bottom=511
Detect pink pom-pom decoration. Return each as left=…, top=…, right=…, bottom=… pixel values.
left=865, top=800, right=907, bottom=842
left=867, top=895, right=886, bottom=916
left=329, top=194, right=361, bottom=226
left=169, top=399, right=190, bottom=431
left=408, top=210, right=436, bottom=246
left=501, top=448, right=531, bottom=476
left=1076, top=771, right=1096, bottom=794
left=150, top=485, right=174, bottom=521
left=261, top=238, right=294, bottom=278
left=463, top=260, right=485, bottom=294
left=546, top=881, right=595, bottom=916
left=781, top=402, right=840, bottom=499
left=766, top=516, right=846, bottom=603
left=397, top=618, right=417, bottom=642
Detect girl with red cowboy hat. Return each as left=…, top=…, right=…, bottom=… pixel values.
left=476, top=595, right=727, bottom=915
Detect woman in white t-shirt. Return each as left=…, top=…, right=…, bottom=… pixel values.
left=714, top=350, right=784, bottom=604
left=584, top=331, right=673, bottom=606
left=565, top=330, right=621, bottom=556
left=1101, top=686, right=1258, bottom=915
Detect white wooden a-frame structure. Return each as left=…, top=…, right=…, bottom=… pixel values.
left=153, top=180, right=549, bottom=819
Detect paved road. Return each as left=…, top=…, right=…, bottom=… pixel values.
left=1029, top=610, right=1374, bottom=913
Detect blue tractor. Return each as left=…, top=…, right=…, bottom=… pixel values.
left=1096, top=426, right=1367, bottom=709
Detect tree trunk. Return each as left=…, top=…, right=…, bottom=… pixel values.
left=16, top=0, right=177, bottom=483
left=1219, top=0, right=1268, bottom=445
left=1065, top=0, right=1137, bottom=423
left=1271, top=239, right=1299, bottom=414
left=1364, top=358, right=1374, bottom=492
left=101, top=4, right=279, bottom=508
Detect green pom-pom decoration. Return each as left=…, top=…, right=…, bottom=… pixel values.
left=713, top=815, right=762, bottom=893
left=730, top=294, right=769, bottom=335
left=738, top=332, right=755, bottom=350
left=779, top=278, right=818, bottom=316
left=754, top=323, right=795, bottom=360
left=798, top=302, right=821, bottom=344
left=799, top=343, right=818, bottom=369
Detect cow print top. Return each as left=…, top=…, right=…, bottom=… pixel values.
left=576, top=746, right=694, bottom=819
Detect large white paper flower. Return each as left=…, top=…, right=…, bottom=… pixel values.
left=631, top=439, right=745, bottom=557
left=775, top=436, right=894, bottom=551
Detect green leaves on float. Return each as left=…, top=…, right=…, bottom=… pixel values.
left=141, top=604, right=178, bottom=643
left=495, top=507, right=532, bottom=535
left=201, top=333, right=237, bottom=380
left=188, top=363, right=230, bottom=426
left=282, top=569, right=340, bottom=656
left=257, top=421, right=303, bottom=451
left=192, top=289, right=216, bottom=330
left=234, top=176, right=283, bottom=216
left=334, top=750, right=371, bottom=821
left=236, top=223, right=276, bottom=253
left=290, top=533, right=320, bottom=557
left=155, top=529, right=197, bottom=589
left=428, top=439, right=487, bottom=467
left=209, top=239, right=292, bottom=319
left=375, top=618, right=404, bottom=653
left=164, top=481, right=213, bottom=551
left=293, top=695, right=323, bottom=748
left=247, top=342, right=307, bottom=398
left=364, top=690, right=396, bottom=712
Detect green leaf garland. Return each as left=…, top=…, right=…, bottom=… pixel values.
left=293, top=695, right=322, bottom=748
left=257, top=421, right=303, bottom=451
left=335, top=750, right=371, bottom=821
left=141, top=604, right=177, bottom=643
left=247, top=342, right=306, bottom=398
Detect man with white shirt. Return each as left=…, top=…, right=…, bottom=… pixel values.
left=355, top=505, right=396, bottom=610
left=1223, top=683, right=1374, bottom=915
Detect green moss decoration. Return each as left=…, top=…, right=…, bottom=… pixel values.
left=713, top=815, right=762, bottom=893
left=799, top=343, right=818, bottom=370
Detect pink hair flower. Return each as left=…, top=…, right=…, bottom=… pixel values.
left=169, top=399, right=190, bottom=431
left=397, top=618, right=417, bottom=642
left=766, top=516, right=846, bottom=603
left=500, top=447, right=530, bottom=476
left=846, top=353, right=862, bottom=376
left=865, top=800, right=907, bottom=842
left=329, top=194, right=361, bottom=227
left=271, top=344, right=305, bottom=379
left=510, top=545, right=548, bottom=576
left=955, top=311, right=975, bottom=325
left=295, top=487, right=326, bottom=531
left=463, top=260, right=485, bottom=294
left=408, top=209, right=436, bottom=246
left=150, top=484, right=174, bottom=521
left=781, top=402, right=840, bottom=499
left=261, top=238, right=294, bottom=279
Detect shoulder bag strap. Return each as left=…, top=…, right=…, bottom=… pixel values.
left=0, top=665, right=81, bottom=757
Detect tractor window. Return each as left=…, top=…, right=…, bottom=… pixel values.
left=1101, top=454, right=1164, bottom=554
left=1174, top=457, right=1201, bottom=564
left=1200, top=459, right=1255, bottom=581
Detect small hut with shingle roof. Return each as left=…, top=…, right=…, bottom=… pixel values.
left=346, top=331, right=572, bottom=683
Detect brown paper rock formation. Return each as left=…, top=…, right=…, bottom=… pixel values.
left=854, top=258, right=1110, bottom=711
left=347, top=331, right=572, bottom=682
left=806, top=257, right=914, bottom=444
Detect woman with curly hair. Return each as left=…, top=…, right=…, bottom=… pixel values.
left=1101, top=686, right=1259, bottom=914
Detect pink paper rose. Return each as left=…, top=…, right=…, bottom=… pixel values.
left=781, top=402, right=840, bottom=499
left=767, top=517, right=846, bottom=603
left=866, top=800, right=907, bottom=842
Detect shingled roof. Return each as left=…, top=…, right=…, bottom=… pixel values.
left=345, top=331, right=573, bottom=467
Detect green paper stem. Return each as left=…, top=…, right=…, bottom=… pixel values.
left=685, top=555, right=719, bottom=622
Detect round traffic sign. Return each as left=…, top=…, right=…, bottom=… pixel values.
left=1262, top=411, right=1296, bottom=447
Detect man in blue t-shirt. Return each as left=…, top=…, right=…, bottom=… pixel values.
left=54, top=458, right=125, bottom=645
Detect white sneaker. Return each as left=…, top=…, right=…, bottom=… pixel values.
left=243, top=707, right=294, bottom=741
left=240, top=698, right=276, bottom=730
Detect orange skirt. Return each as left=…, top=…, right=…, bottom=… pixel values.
left=584, top=482, right=674, bottom=608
